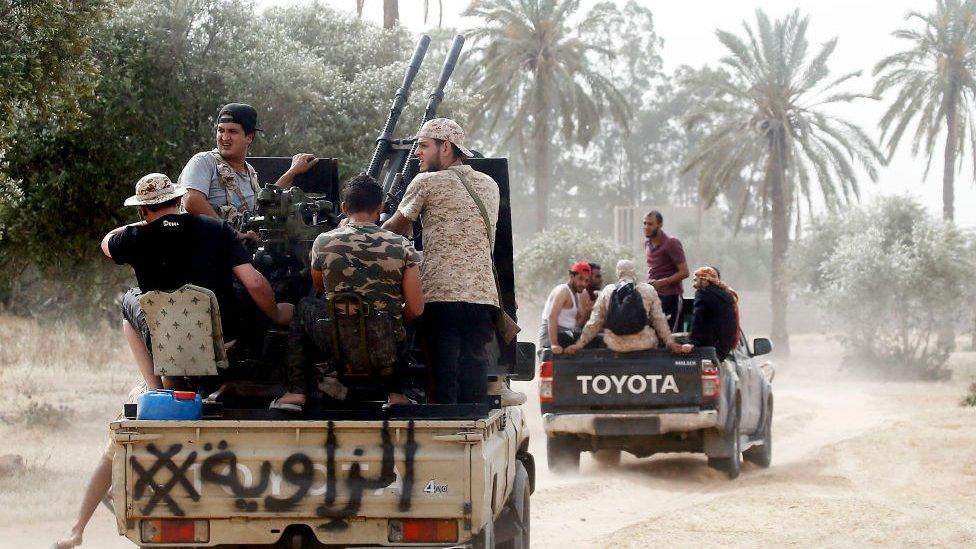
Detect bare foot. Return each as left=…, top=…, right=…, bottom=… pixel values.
left=54, top=529, right=83, bottom=549
left=387, top=393, right=411, bottom=405
left=276, top=392, right=306, bottom=406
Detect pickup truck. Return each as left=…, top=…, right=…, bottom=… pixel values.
left=107, top=152, right=539, bottom=547
left=539, top=298, right=774, bottom=479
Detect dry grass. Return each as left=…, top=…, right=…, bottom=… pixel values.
left=0, top=314, right=140, bottom=530
left=0, top=315, right=125, bottom=373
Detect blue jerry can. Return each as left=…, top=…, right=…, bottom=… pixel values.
left=137, top=390, right=203, bottom=420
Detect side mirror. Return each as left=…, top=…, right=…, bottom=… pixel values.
left=512, top=341, right=536, bottom=381
left=752, top=338, right=773, bottom=357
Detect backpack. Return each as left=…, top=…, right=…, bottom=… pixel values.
left=605, top=282, right=648, bottom=335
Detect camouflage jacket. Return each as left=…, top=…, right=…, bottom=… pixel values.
left=398, top=164, right=500, bottom=307
left=310, top=222, right=421, bottom=316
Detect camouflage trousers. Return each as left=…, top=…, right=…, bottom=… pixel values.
left=285, top=296, right=407, bottom=398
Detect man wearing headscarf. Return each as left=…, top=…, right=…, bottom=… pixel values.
left=567, top=260, right=691, bottom=354
left=689, top=266, right=739, bottom=361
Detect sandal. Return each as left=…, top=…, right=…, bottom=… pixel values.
left=269, top=398, right=302, bottom=412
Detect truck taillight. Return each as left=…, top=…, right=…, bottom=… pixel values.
left=539, top=360, right=554, bottom=403
left=389, top=519, right=458, bottom=543
left=701, top=359, right=720, bottom=401
left=140, top=519, right=208, bottom=543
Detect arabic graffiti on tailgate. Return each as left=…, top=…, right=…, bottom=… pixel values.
left=129, top=420, right=418, bottom=530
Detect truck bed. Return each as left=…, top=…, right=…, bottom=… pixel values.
left=110, top=408, right=517, bottom=547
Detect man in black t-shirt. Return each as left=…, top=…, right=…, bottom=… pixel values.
left=101, top=173, right=293, bottom=389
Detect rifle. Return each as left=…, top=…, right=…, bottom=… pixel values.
left=381, top=34, right=466, bottom=219
left=366, top=35, right=431, bottom=179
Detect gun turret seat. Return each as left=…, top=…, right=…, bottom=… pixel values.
left=139, top=284, right=228, bottom=377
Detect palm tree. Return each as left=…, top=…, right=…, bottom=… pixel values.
left=355, top=0, right=400, bottom=29
left=874, top=0, right=976, bottom=223
left=462, top=0, right=630, bottom=231
left=682, top=9, right=883, bottom=354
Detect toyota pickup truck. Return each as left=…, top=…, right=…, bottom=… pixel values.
left=539, top=298, right=774, bottom=479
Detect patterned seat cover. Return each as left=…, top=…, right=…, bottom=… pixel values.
left=139, top=284, right=228, bottom=376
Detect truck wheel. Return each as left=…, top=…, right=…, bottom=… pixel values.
left=592, top=449, right=621, bottom=467
left=743, top=397, right=772, bottom=468
left=546, top=435, right=579, bottom=473
left=472, top=517, right=495, bottom=549
left=707, top=400, right=741, bottom=479
left=498, top=461, right=531, bottom=549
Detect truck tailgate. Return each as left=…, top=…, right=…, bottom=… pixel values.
left=552, top=349, right=706, bottom=410
left=113, top=418, right=475, bottom=533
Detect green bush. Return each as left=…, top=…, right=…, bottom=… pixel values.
left=514, top=227, right=632, bottom=299
left=790, top=196, right=974, bottom=379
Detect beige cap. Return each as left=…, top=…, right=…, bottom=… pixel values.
left=416, top=118, right=474, bottom=157
left=123, top=173, right=187, bottom=207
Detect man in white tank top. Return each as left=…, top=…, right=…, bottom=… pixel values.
left=539, top=262, right=592, bottom=355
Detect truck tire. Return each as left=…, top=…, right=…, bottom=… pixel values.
left=498, top=461, right=530, bottom=549
left=546, top=435, right=579, bottom=473
left=707, top=399, right=741, bottom=479
left=472, top=517, right=495, bottom=549
left=743, top=397, right=772, bottom=468
left=592, top=449, right=621, bottom=467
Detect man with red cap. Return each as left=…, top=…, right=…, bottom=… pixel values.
left=539, top=261, right=592, bottom=355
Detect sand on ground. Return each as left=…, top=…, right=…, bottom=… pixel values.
left=1, top=316, right=975, bottom=548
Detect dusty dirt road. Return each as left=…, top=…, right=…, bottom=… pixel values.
left=519, top=337, right=976, bottom=548
left=2, top=328, right=975, bottom=548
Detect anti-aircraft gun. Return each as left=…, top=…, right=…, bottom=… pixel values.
left=239, top=35, right=433, bottom=305
left=243, top=185, right=339, bottom=303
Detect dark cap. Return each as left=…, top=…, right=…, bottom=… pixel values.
left=216, top=103, right=262, bottom=134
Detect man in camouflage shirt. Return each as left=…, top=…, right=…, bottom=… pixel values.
left=273, top=175, right=423, bottom=410
left=383, top=118, right=501, bottom=405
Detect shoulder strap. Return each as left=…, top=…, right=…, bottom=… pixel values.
left=244, top=161, right=261, bottom=194
left=210, top=150, right=254, bottom=210
left=453, top=170, right=495, bottom=249
left=452, top=170, right=503, bottom=306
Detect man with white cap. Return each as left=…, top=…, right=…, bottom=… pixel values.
left=100, top=173, right=293, bottom=389
left=383, top=118, right=507, bottom=405
left=566, top=259, right=692, bottom=355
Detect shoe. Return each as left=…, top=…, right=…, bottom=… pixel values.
left=269, top=398, right=302, bottom=412
left=488, top=379, right=527, bottom=407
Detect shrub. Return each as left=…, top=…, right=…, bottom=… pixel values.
left=790, top=196, right=973, bottom=380
left=514, top=227, right=632, bottom=300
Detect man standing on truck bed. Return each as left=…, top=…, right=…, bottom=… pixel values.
left=179, top=103, right=318, bottom=239
left=541, top=262, right=592, bottom=355
left=566, top=260, right=690, bottom=354
left=644, top=210, right=689, bottom=330
left=383, top=118, right=500, bottom=405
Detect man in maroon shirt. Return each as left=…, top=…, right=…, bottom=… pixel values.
left=644, top=210, right=689, bottom=330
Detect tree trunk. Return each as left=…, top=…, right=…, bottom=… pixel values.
left=941, top=93, right=958, bottom=350
left=533, top=118, right=551, bottom=232
left=383, top=0, right=399, bottom=29
left=767, top=129, right=791, bottom=356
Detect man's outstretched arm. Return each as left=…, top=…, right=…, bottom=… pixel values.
left=232, top=263, right=293, bottom=326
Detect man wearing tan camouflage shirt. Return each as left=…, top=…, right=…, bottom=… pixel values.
left=383, top=118, right=500, bottom=405
left=273, top=175, right=423, bottom=410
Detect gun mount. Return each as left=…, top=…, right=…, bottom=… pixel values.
left=242, top=185, right=339, bottom=302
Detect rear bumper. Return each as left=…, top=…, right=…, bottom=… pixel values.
left=543, top=410, right=718, bottom=437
